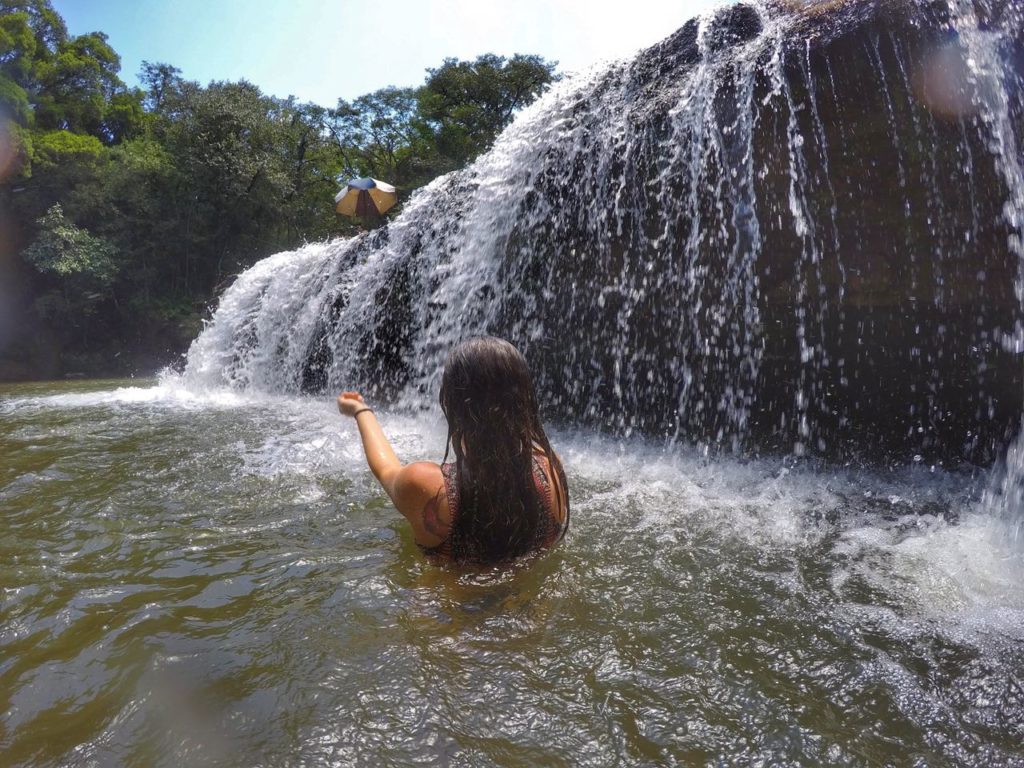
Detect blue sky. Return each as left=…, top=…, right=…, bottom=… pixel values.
left=53, top=0, right=717, bottom=106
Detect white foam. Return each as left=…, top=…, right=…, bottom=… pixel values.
left=835, top=509, right=1024, bottom=636
left=3, top=379, right=267, bottom=412
left=558, top=429, right=1024, bottom=640
left=7, top=383, right=1023, bottom=639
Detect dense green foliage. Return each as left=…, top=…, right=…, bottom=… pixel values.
left=0, top=0, right=557, bottom=376
left=421, top=54, right=558, bottom=168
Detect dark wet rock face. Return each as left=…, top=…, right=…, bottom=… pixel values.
left=186, top=0, right=1024, bottom=466
left=704, top=3, right=764, bottom=53
left=629, top=19, right=701, bottom=90
left=490, top=0, right=1024, bottom=463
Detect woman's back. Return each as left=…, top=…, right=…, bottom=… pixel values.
left=436, top=338, right=569, bottom=563
left=421, top=450, right=569, bottom=563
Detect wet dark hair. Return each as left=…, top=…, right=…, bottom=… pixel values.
left=439, top=337, right=568, bottom=563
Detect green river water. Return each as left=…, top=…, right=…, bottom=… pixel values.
left=1, top=379, right=1022, bottom=767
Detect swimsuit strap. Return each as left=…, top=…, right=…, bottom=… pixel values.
left=418, top=463, right=458, bottom=559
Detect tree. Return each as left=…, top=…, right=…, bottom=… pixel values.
left=139, top=61, right=186, bottom=116
left=102, top=87, right=147, bottom=143
left=23, top=201, right=118, bottom=284
left=23, top=202, right=120, bottom=346
left=33, top=31, right=128, bottom=138
left=418, top=53, right=558, bottom=167
left=2, top=0, right=564, bottom=377
left=70, top=134, right=178, bottom=307
left=0, top=0, right=67, bottom=52
left=159, top=80, right=297, bottom=288
left=0, top=6, right=38, bottom=125
left=15, top=128, right=107, bottom=220
left=276, top=98, right=344, bottom=241
left=329, top=86, right=438, bottom=189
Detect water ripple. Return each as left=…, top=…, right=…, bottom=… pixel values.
left=1, top=384, right=1023, bottom=766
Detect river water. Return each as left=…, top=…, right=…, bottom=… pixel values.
left=2, top=378, right=1022, bottom=766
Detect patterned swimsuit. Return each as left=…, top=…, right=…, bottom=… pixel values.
left=420, top=455, right=568, bottom=561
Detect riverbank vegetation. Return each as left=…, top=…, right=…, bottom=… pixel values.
left=0, top=0, right=557, bottom=378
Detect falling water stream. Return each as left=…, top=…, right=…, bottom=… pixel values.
left=3, top=0, right=1024, bottom=765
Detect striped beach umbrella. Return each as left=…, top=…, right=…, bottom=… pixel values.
left=334, top=178, right=398, bottom=217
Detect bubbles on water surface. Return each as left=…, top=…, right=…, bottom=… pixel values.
left=3, top=380, right=1024, bottom=764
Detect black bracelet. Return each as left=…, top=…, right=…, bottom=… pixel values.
left=353, top=407, right=373, bottom=418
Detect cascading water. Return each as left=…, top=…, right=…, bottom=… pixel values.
left=183, top=0, right=1024, bottom=467
left=8, top=5, right=1024, bottom=762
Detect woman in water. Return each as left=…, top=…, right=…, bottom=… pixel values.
left=337, top=337, right=569, bottom=564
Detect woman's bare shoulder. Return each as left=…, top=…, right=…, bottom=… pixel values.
left=392, top=462, right=451, bottom=548
left=395, top=461, right=444, bottom=492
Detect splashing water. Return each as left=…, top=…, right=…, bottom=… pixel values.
left=181, top=0, right=1024, bottom=469
left=2, top=377, right=1024, bottom=765
left=5, top=4, right=1024, bottom=762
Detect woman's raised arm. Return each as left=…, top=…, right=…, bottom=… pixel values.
left=337, top=392, right=449, bottom=547
left=337, top=391, right=402, bottom=493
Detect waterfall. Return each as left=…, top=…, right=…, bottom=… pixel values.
left=950, top=0, right=1024, bottom=520
left=182, top=0, right=1024, bottom=465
